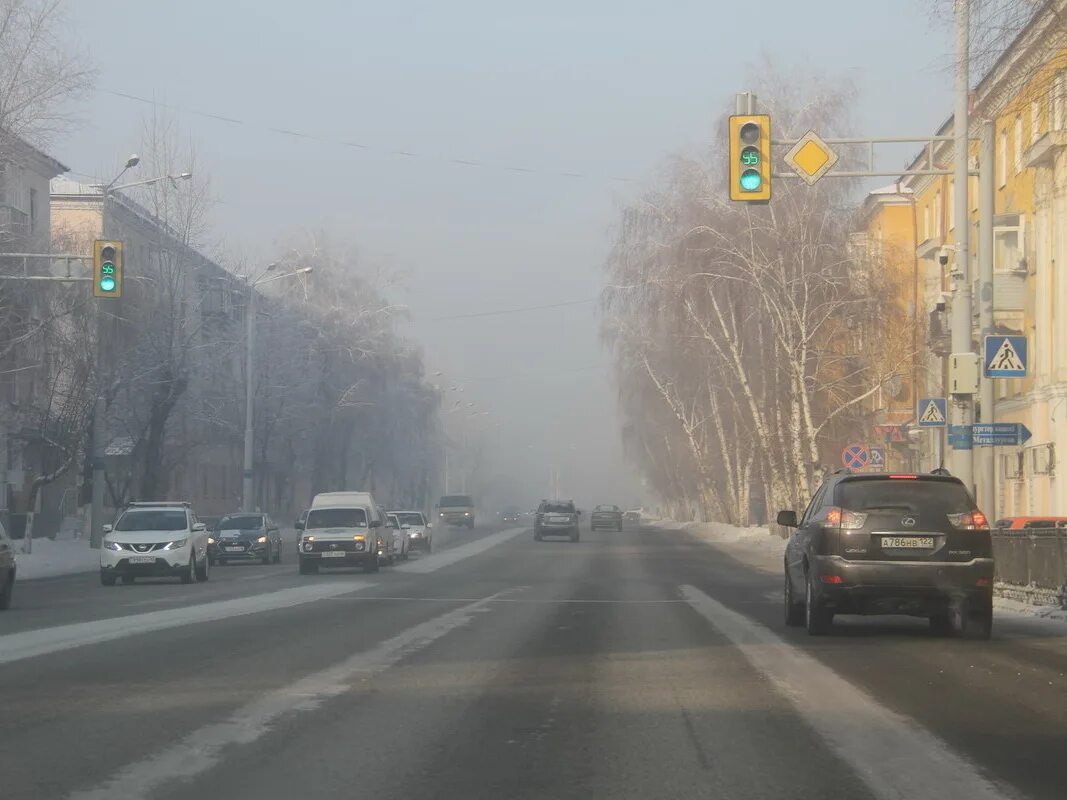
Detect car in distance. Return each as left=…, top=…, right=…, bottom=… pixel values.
left=438, top=494, right=475, bottom=528
left=501, top=506, right=521, bottom=524
left=535, top=499, right=581, bottom=542
left=100, top=501, right=210, bottom=585
left=591, top=504, right=623, bottom=531
left=391, top=510, right=432, bottom=552
left=0, top=518, right=15, bottom=610
left=780, top=471, right=994, bottom=638
left=623, top=508, right=643, bottom=524
left=212, top=513, right=283, bottom=565
left=297, top=491, right=394, bottom=574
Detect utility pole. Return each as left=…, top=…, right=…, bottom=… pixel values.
left=977, top=119, right=996, bottom=516
left=950, top=0, right=974, bottom=490
left=242, top=284, right=256, bottom=512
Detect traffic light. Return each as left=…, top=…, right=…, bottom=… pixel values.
left=93, top=240, right=123, bottom=298
left=728, top=114, right=771, bottom=202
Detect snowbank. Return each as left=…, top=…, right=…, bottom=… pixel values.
left=13, top=537, right=98, bottom=580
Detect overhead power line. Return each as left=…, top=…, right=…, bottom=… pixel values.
left=99, top=88, right=636, bottom=185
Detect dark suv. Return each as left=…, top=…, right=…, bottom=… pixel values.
left=778, top=471, right=994, bottom=638
left=535, top=500, right=581, bottom=542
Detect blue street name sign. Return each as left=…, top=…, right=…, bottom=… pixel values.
left=971, top=423, right=1033, bottom=446
left=948, top=424, right=973, bottom=451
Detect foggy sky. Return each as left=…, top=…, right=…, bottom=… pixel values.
left=56, top=1, right=954, bottom=510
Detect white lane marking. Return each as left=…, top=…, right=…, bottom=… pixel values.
left=679, top=585, right=1019, bottom=800
left=324, top=595, right=685, bottom=605
left=68, top=591, right=510, bottom=800
left=0, top=583, right=372, bottom=666
left=394, top=526, right=527, bottom=573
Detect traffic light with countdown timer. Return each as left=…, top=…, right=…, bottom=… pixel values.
left=93, top=240, right=123, bottom=298
left=728, top=114, right=771, bottom=202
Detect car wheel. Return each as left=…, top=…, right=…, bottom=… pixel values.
left=804, top=572, right=832, bottom=635
left=121, top=575, right=136, bottom=585
left=299, top=559, right=319, bottom=575
left=100, top=570, right=117, bottom=587
left=0, top=573, right=13, bottom=609
left=262, top=543, right=271, bottom=565
left=364, top=551, right=380, bottom=574
left=617, top=523, right=623, bottom=532
left=208, top=556, right=216, bottom=567
left=784, top=570, right=804, bottom=627
left=534, top=532, right=542, bottom=541
left=180, top=554, right=196, bottom=584
left=964, top=595, right=993, bottom=640
left=426, top=538, right=432, bottom=553
left=196, top=551, right=210, bottom=581
left=571, top=530, right=580, bottom=543
left=273, top=541, right=282, bottom=563
left=929, top=612, right=953, bottom=636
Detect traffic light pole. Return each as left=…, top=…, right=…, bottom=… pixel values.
left=977, top=119, right=996, bottom=519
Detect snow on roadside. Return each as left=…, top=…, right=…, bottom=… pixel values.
left=13, top=537, right=98, bottom=580
left=659, top=520, right=786, bottom=573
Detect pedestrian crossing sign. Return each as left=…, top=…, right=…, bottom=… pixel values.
left=917, top=397, right=947, bottom=427
left=984, top=335, right=1027, bottom=378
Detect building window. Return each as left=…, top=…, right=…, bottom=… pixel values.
left=1031, top=98, right=1042, bottom=142
left=998, top=129, right=1008, bottom=186
left=933, top=191, right=942, bottom=237
left=28, top=187, right=37, bottom=233
left=994, top=225, right=1021, bottom=272
left=1053, top=71, right=1067, bottom=131
left=1013, top=115, right=1023, bottom=173
left=923, top=205, right=931, bottom=241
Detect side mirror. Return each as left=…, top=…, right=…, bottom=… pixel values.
left=426, top=522, right=433, bottom=529
left=776, top=510, right=798, bottom=528
left=102, top=523, right=113, bottom=534
left=294, top=520, right=305, bottom=530
left=192, top=522, right=206, bottom=532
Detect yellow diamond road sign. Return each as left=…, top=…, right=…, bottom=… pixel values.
left=784, top=130, right=839, bottom=185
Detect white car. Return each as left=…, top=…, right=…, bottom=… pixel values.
left=386, top=513, right=410, bottom=562
left=391, top=510, right=432, bottom=553
left=100, top=502, right=210, bottom=586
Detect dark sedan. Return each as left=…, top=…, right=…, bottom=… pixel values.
left=591, top=504, right=623, bottom=531
left=211, top=513, right=283, bottom=566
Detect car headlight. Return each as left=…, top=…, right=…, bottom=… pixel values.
left=208, top=537, right=215, bottom=545
left=104, top=540, right=122, bottom=551
left=162, top=538, right=188, bottom=550
left=464, top=512, right=470, bottom=516
left=257, top=536, right=267, bottom=543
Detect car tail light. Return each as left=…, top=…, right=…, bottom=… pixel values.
left=975, top=577, right=992, bottom=587
left=820, top=575, right=844, bottom=584
left=947, top=510, right=989, bottom=530
left=889, top=474, right=918, bottom=479
left=825, top=507, right=868, bottom=530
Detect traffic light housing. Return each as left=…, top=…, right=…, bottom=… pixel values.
left=729, top=114, right=771, bottom=202
left=93, top=240, right=123, bottom=298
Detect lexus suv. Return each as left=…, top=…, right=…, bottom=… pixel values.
left=101, top=502, right=210, bottom=585
left=779, top=471, right=994, bottom=638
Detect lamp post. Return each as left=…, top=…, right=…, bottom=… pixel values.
left=241, top=266, right=313, bottom=512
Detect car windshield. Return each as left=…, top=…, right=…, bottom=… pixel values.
left=595, top=505, right=619, bottom=511
left=836, top=480, right=973, bottom=516
left=440, top=495, right=472, bottom=507
left=395, top=513, right=424, bottom=526
left=543, top=503, right=575, bottom=513
left=306, top=508, right=368, bottom=529
left=114, top=509, right=187, bottom=532
left=218, top=515, right=264, bottom=530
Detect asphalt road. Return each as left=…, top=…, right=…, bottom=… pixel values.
left=2, top=521, right=1067, bottom=799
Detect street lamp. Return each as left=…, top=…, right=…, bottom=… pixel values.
left=241, top=266, right=313, bottom=511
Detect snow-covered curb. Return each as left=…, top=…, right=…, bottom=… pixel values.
left=12, top=537, right=98, bottom=580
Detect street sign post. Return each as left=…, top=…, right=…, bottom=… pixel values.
left=917, top=398, right=947, bottom=428
left=783, top=130, right=840, bottom=185
left=984, top=335, right=1027, bottom=378
left=948, top=424, right=973, bottom=450
left=869, top=447, right=886, bottom=471
left=841, top=443, right=870, bottom=470
left=971, top=423, right=1032, bottom=446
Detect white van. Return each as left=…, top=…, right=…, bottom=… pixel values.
left=296, top=491, right=397, bottom=574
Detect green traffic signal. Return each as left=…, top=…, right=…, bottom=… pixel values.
left=739, top=169, right=762, bottom=192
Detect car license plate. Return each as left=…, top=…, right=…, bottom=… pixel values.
left=880, top=536, right=935, bottom=549
left=129, top=556, right=155, bottom=564
left=321, top=551, right=347, bottom=558
left=225, top=546, right=245, bottom=552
